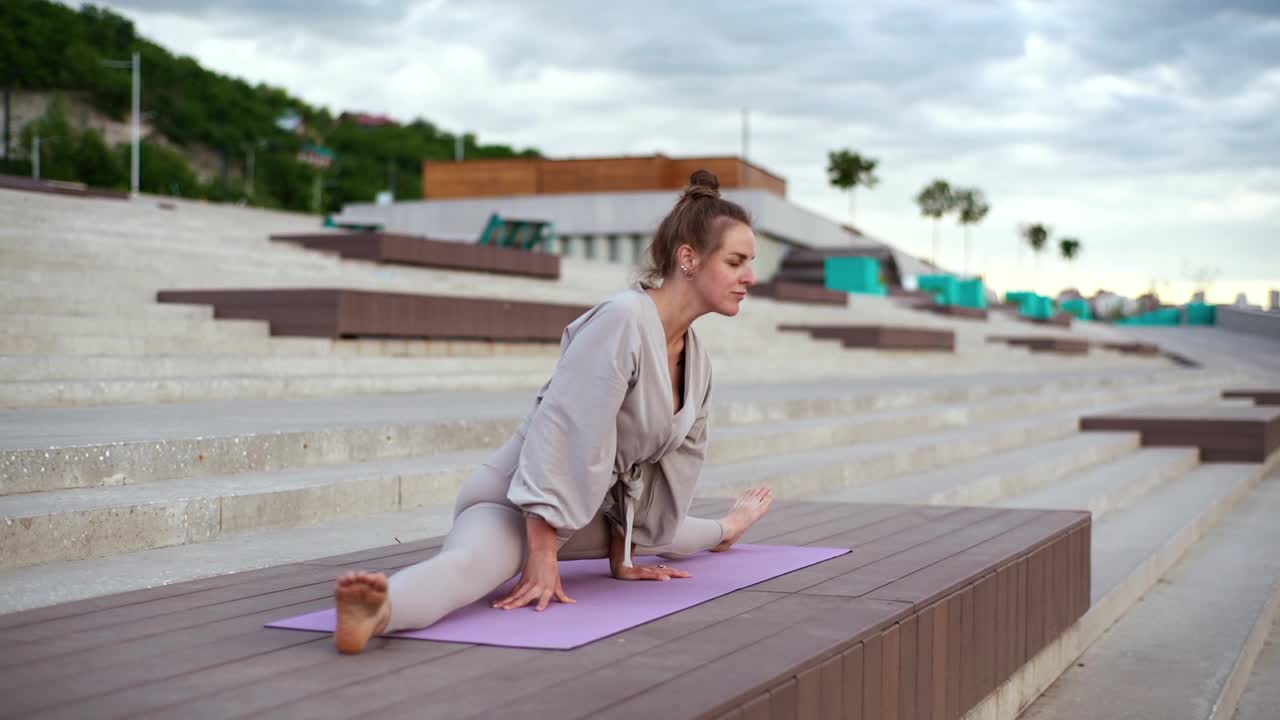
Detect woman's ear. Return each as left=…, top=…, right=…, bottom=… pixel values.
left=677, top=244, right=699, bottom=273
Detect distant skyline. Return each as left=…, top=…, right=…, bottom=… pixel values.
left=92, top=0, right=1277, bottom=303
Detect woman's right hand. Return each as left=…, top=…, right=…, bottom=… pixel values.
left=492, top=549, right=576, bottom=611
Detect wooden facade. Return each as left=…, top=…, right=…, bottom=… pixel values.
left=422, top=155, right=787, bottom=200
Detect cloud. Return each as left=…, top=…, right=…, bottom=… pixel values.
left=91, top=0, right=1278, bottom=299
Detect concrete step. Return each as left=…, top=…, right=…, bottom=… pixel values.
left=0, top=313, right=269, bottom=340
left=0, top=333, right=337, bottom=356
left=0, top=386, right=1216, bottom=569
left=0, top=352, right=559, bottom=382
left=1019, top=469, right=1280, bottom=720
left=1235, top=612, right=1280, bottom=719
left=0, top=297, right=215, bottom=320
left=1, top=369, right=1230, bottom=495
left=815, top=431, right=1142, bottom=506
left=1000, top=446, right=1200, bottom=521
left=969, top=457, right=1280, bottom=720
left=0, top=371, right=553, bottom=411
left=0, top=448, right=489, bottom=570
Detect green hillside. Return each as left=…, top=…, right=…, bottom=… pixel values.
left=0, top=0, right=539, bottom=211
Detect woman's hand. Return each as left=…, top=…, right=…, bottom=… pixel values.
left=611, top=562, right=692, bottom=582
left=492, top=515, right=576, bottom=612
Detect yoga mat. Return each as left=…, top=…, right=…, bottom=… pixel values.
left=266, top=543, right=849, bottom=650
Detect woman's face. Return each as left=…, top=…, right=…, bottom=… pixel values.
left=689, top=222, right=757, bottom=316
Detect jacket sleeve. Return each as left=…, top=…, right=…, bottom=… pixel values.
left=506, top=301, right=640, bottom=538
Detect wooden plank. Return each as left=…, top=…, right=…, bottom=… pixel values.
left=819, top=652, right=845, bottom=720
left=898, top=614, right=918, bottom=720
left=863, top=630, right=884, bottom=720
left=741, top=693, right=772, bottom=720
left=511, top=597, right=908, bottom=720
left=1015, top=558, right=1028, bottom=667
left=960, top=587, right=976, bottom=712
left=974, top=573, right=996, bottom=701
left=930, top=599, right=948, bottom=720
left=843, top=642, right=865, bottom=720
left=946, top=593, right=962, bottom=720
left=996, top=564, right=1013, bottom=681
left=917, top=604, right=936, bottom=720
left=796, top=663, right=822, bottom=720
left=771, top=677, right=799, bottom=720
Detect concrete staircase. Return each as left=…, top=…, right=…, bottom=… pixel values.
left=1, top=189, right=1168, bottom=409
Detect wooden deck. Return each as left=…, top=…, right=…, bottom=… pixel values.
left=270, top=232, right=561, bottom=279
left=156, top=288, right=589, bottom=342
left=1081, top=405, right=1280, bottom=462
left=1223, top=388, right=1280, bottom=406
left=0, top=500, right=1089, bottom=719
left=750, top=281, right=848, bottom=306
left=781, top=325, right=957, bottom=352
left=987, top=335, right=1090, bottom=355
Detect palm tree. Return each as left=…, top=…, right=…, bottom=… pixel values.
left=826, top=149, right=879, bottom=225
left=1021, top=223, right=1051, bottom=270
left=954, top=187, right=990, bottom=276
left=1059, top=237, right=1081, bottom=262
left=915, top=179, right=954, bottom=267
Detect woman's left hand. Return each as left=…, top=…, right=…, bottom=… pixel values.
left=611, top=562, right=691, bottom=581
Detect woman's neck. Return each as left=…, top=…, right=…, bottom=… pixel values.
left=644, top=282, right=704, bottom=347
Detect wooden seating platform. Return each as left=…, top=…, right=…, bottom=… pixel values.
left=270, top=232, right=560, bottom=279
left=782, top=324, right=956, bottom=351
left=750, top=281, right=848, bottom=306
left=1101, top=341, right=1162, bottom=356
left=157, top=289, right=588, bottom=341
left=1223, top=389, right=1280, bottom=406
left=1024, top=313, right=1074, bottom=328
left=0, top=172, right=129, bottom=200
left=0, top=500, right=1089, bottom=719
left=1080, top=405, right=1280, bottom=462
left=915, top=303, right=990, bottom=320
left=988, top=335, right=1090, bottom=355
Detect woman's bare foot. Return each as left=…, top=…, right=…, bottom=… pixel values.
left=334, top=571, right=392, bottom=655
left=712, top=487, right=774, bottom=552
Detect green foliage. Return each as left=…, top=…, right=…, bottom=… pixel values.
left=915, top=179, right=955, bottom=220
left=954, top=188, right=990, bottom=227
left=2, top=0, right=541, bottom=212
left=1059, top=237, right=1081, bottom=261
left=1021, top=223, right=1051, bottom=254
left=826, top=148, right=879, bottom=223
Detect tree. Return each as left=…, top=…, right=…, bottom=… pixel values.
left=826, top=149, right=879, bottom=225
left=915, top=179, right=955, bottom=267
left=1021, top=223, right=1051, bottom=271
left=1059, top=237, right=1081, bottom=262
left=953, top=187, right=990, bottom=276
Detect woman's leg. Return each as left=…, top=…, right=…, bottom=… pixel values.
left=382, top=433, right=527, bottom=633
left=645, top=516, right=724, bottom=560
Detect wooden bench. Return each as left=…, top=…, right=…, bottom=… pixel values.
left=157, top=289, right=588, bottom=342
left=271, top=232, right=561, bottom=279
left=1101, top=341, right=1161, bottom=356
left=0, top=172, right=129, bottom=200
left=750, top=281, right=848, bottom=306
left=1223, top=389, right=1280, bottom=406
left=0, top=500, right=1090, bottom=719
left=1023, top=313, right=1074, bottom=328
left=782, top=324, right=956, bottom=351
left=1080, top=405, right=1280, bottom=462
left=988, top=335, right=1090, bottom=355
left=915, top=303, right=990, bottom=320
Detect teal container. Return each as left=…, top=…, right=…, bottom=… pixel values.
left=1185, top=303, right=1216, bottom=325
left=955, top=279, right=988, bottom=309
left=1020, top=294, right=1055, bottom=320
left=1005, top=291, right=1036, bottom=306
left=1061, top=298, right=1092, bottom=320
left=824, top=257, right=886, bottom=295
left=918, top=274, right=959, bottom=305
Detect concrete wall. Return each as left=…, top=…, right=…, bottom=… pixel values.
left=1217, top=306, right=1280, bottom=340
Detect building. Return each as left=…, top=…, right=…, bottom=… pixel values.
left=335, top=154, right=929, bottom=282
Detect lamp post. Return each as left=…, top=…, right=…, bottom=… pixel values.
left=102, top=52, right=141, bottom=194
left=31, top=134, right=60, bottom=180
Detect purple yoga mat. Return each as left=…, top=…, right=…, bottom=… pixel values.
left=266, top=543, right=848, bottom=650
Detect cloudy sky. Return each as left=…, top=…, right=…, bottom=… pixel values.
left=94, top=0, right=1277, bottom=303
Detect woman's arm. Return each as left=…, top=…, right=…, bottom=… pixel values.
left=609, top=526, right=691, bottom=581
left=492, top=515, right=576, bottom=611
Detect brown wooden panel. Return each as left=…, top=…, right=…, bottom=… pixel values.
left=946, top=592, right=962, bottom=720
left=863, top=631, right=884, bottom=720
left=1015, top=558, right=1028, bottom=667
left=819, top=653, right=846, bottom=720
left=796, top=662, right=822, bottom=720
left=996, top=565, right=1013, bottom=681
left=960, top=586, right=977, bottom=712
left=843, top=642, right=865, bottom=720
left=915, top=304, right=990, bottom=320
left=771, top=677, right=799, bottom=720
left=751, top=281, right=848, bottom=306
left=268, top=231, right=561, bottom=279
left=883, top=624, right=902, bottom=720
left=974, top=573, right=997, bottom=701
left=930, top=600, right=948, bottom=720
left=781, top=324, right=955, bottom=352
left=1080, top=405, right=1280, bottom=463
left=1223, top=389, right=1280, bottom=406
left=741, top=693, right=773, bottom=720
left=899, top=614, right=918, bottom=720
left=916, top=605, right=935, bottom=720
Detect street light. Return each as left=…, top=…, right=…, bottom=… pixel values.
left=31, top=134, right=60, bottom=180
left=102, top=51, right=140, bottom=195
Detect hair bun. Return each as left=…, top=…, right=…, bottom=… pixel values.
left=684, top=169, right=721, bottom=200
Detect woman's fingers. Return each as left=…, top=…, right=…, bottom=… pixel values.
left=494, top=584, right=539, bottom=610
left=554, top=584, right=577, bottom=604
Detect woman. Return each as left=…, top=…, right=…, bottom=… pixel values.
left=333, top=170, right=774, bottom=654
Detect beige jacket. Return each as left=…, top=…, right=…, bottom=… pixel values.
left=506, top=286, right=713, bottom=566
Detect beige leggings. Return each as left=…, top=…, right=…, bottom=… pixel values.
left=385, top=431, right=724, bottom=632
